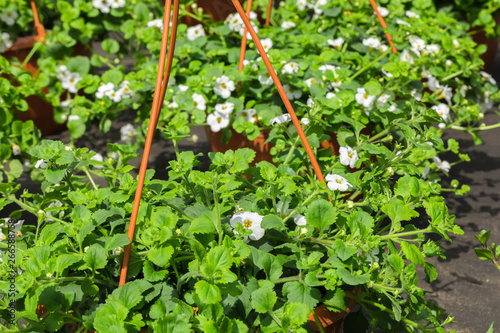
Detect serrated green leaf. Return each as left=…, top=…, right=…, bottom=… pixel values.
left=56, top=254, right=82, bottom=274
left=401, top=241, right=425, bottom=266
left=251, top=287, right=277, bottom=313
left=105, top=234, right=131, bottom=251
left=337, top=268, right=370, bottom=285
left=282, top=281, right=321, bottom=309
left=188, top=217, right=216, bottom=234
left=148, top=245, right=174, bottom=267
left=207, top=246, right=232, bottom=269
left=84, top=244, right=108, bottom=270
left=305, top=199, right=337, bottom=233
left=195, top=280, right=221, bottom=304
left=261, top=214, right=286, bottom=231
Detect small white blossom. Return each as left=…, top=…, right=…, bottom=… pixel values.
left=226, top=13, right=243, bottom=32
left=409, top=35, right=426, bottom=51
left=282, top=62, right=299, bottom=75
left=91, top=152, right=104, bottom=170
left=313, top=0, right=328, bottom=15
left=213, top=75, right=235, bottom=99
left=277, top=200, right=307, bottom=226
left=445, top=60, right=452, bottom=67
left=363, top=37, right=382, bottom=50
left=377, top=93, right=391, bottom=105
left=92, top=0, right=112, bottom=13
left=65, top=146, right=73, bottom=151
left=301, top=118, right=310, bottom=126
left=388, top=104, right=398, bottom=112
left=238, top=21, right=259, bottom=40
left=283, top=84, right=302, bottom=100
left=480, top=71, right=497, bottom=85
left=410, top=89, right=422, bottom=101
left=60, top=72, right=82, bottom=94
left=0, top=32, right=13, bottom=53
left=406, top=10, right=420, bottom=18
left=459, top=85, right=470, bottom=97
left=432, top=103, right=450, bottom=121
left=326, top=174, right=352, bottom=192
left=35, top=159, right=48, bottom=169
left=236, top=109, right=257, bottom=123
left=207, top=112, right=230, bottom=132
left=1, top=10, right=19, bottom=26
left=270, top=114, right=292, bottom=126
left=339, top=146, right=359, bottom=168
left=105, top=89, right=123, bottom=103
left=433, top=157, right=451, bottom=172
left=120, top=124, right=136, bottom=142
left=187, top=24, right=205, bottom=40
left=109, top=0, right=125, bottom=8
left=297, top=0, right=308, bottom=10
left=425, top=44, right=440, bottom=55
left=307, top=97, right=315, bottom=108
left=118, top=81, right=134, bottom=98
left=376, top=7, right=389, bottom=17
left=400, top=49, right=414, bottom=64
left=281, top=21, right=296, bottom=31
left=11, top=143, right=21, bottom=156
left=258, top=70, right=275, bottom=85
left=382, top=68, right=393, bottom=78
left=230, top=212, right=265, bottom=241
left=261, top=38, right=273, bottom=53
left=95, top=82, right=115, bottom=99
left=215, top=102, right=235, bottom=115
left=304, top=78, right=319, bottom=88
left=453, top=39, right=460, bottom=48
left=192, top=93, right=206, bottom=111
left=68, top=115, right=80, bottom=122
left=327, top=37, right=344, bottom=48
left=355, top=88, right=376, bottom=109
left=147, top=19, right=163, bottom=29
left=396, top=19, right=411, bottom=27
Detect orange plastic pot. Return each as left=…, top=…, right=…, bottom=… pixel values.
left=308, top=289, right=358, bottom=333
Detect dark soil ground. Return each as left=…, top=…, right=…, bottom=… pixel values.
left=4, top=40, right=500, bottom=333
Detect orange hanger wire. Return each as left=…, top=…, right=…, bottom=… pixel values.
left=265, top=0, right=273, bottom=26
left=119, top=0, right=179, bottom=287
left=238, top=0, right=254, bottom=72
left=30, top=0, right=46, bottom=41
left=368, top=0, right=397, bottom=54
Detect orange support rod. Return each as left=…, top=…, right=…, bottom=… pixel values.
left=231, top=0, right=326, bottom=185
left=265, top=0, right=273, bottom=26
left=368, top=0, right=397, bottom=54
left=119, top=0, right=178, bottom=286
left=30, top=0, right=46, bottom=41
left=238, top=0, right=253, bottom=72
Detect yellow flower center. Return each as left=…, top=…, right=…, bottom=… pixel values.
left=364, top=94, right=368, bottom=99
left=242, top=111, right=248, bottom=117
left=348, top=152, right=353, bottom=158
left=243, top=219, right=252, bottom=228
left=217, top=117, right=222, bottom=123
left=221, top=83, right=227, bottom=89
left=336, top=179, right=342, bottom=184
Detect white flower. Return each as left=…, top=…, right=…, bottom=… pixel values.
left=425, top=44, right=440, bottom=55
left=91, top=152, right=104, bottom=169
left=406, top=10, right=420, bottom=18
left=11, top=143, right=21, bottom=156
left=92, top=0, right=112, bottom=13
left=301, top=118, right=310, bottom=126
left=281, top=21, right=296, bottom=31
left=410, top=89, right=422, bottom=102
left=409, top=35, right=426, bottom=51
left=480, top=71, right=497, bottom=85
left=400, top=49, right=414, bottom=64
left=433, top=157, right=450, bottom=172
left=388, top=104, right=398, bottom=112
left=65, top=146, right=73, bottom=151
left=459, top=85, right=470, bottom=97
left=230, top=212, right=265, bottom=241
left=261, top=38, right=273, bottom=53
left=297, top=0, right=308, bottom=10
left=258, top=70, right=275, bottom=85
left=120, top=124, right=136, bottom=142
left=96, top=83, right=115, bottom=99
left=109, top=0, right=125, bottom=9
left=226, top=13, right=244, bottom=32
left=35, top=159, right=48, bottom=169
left=60, top=99, right=73, bottom=109
left=68, top=115, right=80, bottom=122
left=432, top=104, right=450, bottom=121
left=61, top=73, right=82, bottom=94
left=377, top=93, right=390, bottom=105
left=376, top=7, right=389, bottom=17
left=396, top=19, right=411, bottom=27
left=382, top=68, right=393, bottom=78
left=325, top=174, right=352, bottom=192
left=445, top=60, right=452, bottom=67
left=277, top=200, right=307, bottom=226
left=192, top=93, right=206, bottom=111
left=453, top=39, right=460, bottom=48
left=0, top=32, right=13, bottom=53
left=339, top=146, right=359, bottom=168
left=307, top=97, right=315, bottom=108
left=207, top=112, right=230, bottom=132
left=355, top=88, right=376, bottom=109
left=1, top=10, right=19, bottom=26
left=147, top=19, right=163, bottom=29
left=363, top=37, right=381, bottom=50
left=187, top=24, right=205, bottom=40
left=313, top=0, right=328, bottom=15
left=236, top=109, right=257, bottom=123
left=327, top=37, right=344, bottom=48
left=436, top=85, right=453, bottom=105
left=239, top=21, right=259, bottom=40
left=118, top=81, right=134, bottom=98
left=283, top=84, right=302, bottom=100
left=304, top=78, right=319, bottom=88
left=189, top=134, right=199, bottom=143
left=112, top=247, right=124, bottom=256
left=105, top=88, right=123, bottom=103
left=213, top=75, right=235, bottom=99
left=56, top=65, right=70, bottom=81
left=282, top=62, right=299, bottom=74
left=270, top=114, right=292, bottom=126
left=215, top=102, right=235, bottom=115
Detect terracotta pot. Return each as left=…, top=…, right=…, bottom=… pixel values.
left=308, top=289, right=358, bottom=333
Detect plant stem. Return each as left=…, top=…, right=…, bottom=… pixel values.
left=20, top=41, right=42, bottom=69
left=283, top=188, right=321, bottom=223
left=83, top=167, right=98, bottom=190
left=350, top=47, right=392, bottom=81
left=213, top=190, right=223, bottom=246
left=283, top=135, right=301, bottom=165
left=35, top=276, right=118, bottom=287
left=380, top=226, right=432, bottom=240
left=161, top=199, right=194, bottom=220
left=451, top=122, right=500, bottom=132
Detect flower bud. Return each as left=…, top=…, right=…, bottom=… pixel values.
left=84, top=246, right=89, bottom=253
left=478, top=113, right=484, bottom=119
left=46, top=272, right=53, bottom=278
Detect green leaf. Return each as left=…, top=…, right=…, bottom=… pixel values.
left=260, top=253, right=283, bottom=281
left=475, top=230, right=491, bottom=246
left=67, top=56, right=90, bottom=77
left=207, top=246, right=232, bottom=270
left=486, top=322, right=494, bottom=333
left=348, top=210, right=374, bottom=237
left=401, top=241, right=425, bottom=266
left=105, top=234, right=131, bottom=251
left=282, top=281, right=321, bottom=309
left=261, top=214, right=286, bottom=231
left=188, top=217, right=216, bottom=234
left=305, top=199, right=338, bottom=233
left=474, top=248, right=494, bottom=261
left=8, top=159, right=23, bottom=179
left=364, top=80, right=382, bottom=95
left=337, top=268, right=370, bottom=285
left=38, top=223, right=62, bottom=246
left=45, top=312, right=64, bottom=332
left=333, top=239, right=357, bottom=261
left=251, top=287, right=277, bottom=313
left=284, top=302, right=310, bottom=325
left=324, top=289, right=346, bottom=312
left=82, top=278, right=99, bottom=296
left=102, top=39, right=120, bottom=54
left=55, top=254, right=82, bottom=274
left=152, top=312, right=192, bottom=333
left=143, top=260, right=169, bottom=282
left=84, top=244, right=108, bottom=270
left=195, top=280, right=221, bottom=304
left=148, top=245, right=174, bottom=267
left=109, top=282, right=145, bottom=309
left=381, top=199, right=418, bottom=231
left=45, top=166, right=68, bottom=184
